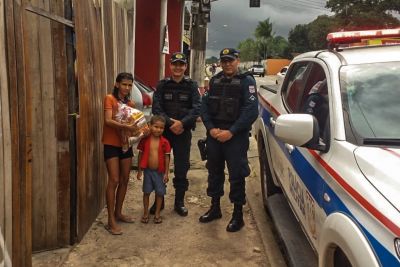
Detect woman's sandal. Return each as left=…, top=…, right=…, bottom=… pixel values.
left=104, top=224, right=122, bottom=235
left=154, top=216, right=162, bottom=224
left=141, top=216, right=149, bottom=224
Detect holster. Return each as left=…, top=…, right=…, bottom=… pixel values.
left=197, top=137, right=207, bottom=161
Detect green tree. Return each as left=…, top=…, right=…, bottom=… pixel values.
left=326, top=0, right=400, bottom=16
left=206, top=56, right=218, bottom=64
left=288, top=24, right=310, bottom=53
left=325, top=0, right=400, bottom=29
left=267, top=36, right=289, bottom=58
left=307, top=15, right=339, bottom=50
left=237, top=38, right=259, bottom=61
left=254, top=18, right=274, bottom=39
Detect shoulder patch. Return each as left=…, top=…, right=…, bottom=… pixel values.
left=249, top=85, right=256, bottom=94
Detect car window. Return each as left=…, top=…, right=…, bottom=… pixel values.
left=282, top=62, right=309, bottom=112
left=254, top=65, right=263, bottom=68
left=340, top=61, right=400, bottom=141
left=299, top=63, right=329, bottom=139
left=283, top=62, right=329, bottom=141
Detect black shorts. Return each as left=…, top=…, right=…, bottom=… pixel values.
left=104, top=145, right=133, bottom=161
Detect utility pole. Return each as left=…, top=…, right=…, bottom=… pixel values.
left=159, top=0, right=168, bottom=80
left=190, top=0, right=210, bottom=93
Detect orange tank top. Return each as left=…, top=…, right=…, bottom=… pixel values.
left=101, top=94, right=134, bottom=147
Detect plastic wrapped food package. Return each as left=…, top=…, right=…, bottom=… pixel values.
left=115, top=103, right=149, bottom=152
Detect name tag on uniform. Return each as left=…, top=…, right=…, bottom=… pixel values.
left=178, top=94, right=189, bottom=101
left=164, top=93, right=173, bottom=100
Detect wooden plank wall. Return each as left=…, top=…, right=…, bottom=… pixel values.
left=73, top=0, right=132, bottom=240
left=2, top=0, right=134, bottom=262
left=5, top=0, right=33, bottom=265
left=73, top=0, right=107, bottom=240
left=23, top=0, right=71, bottom=251
left=0, top=1, right=12, bottom=265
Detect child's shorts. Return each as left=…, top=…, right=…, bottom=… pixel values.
left=143, top=169, right=166, bottom=196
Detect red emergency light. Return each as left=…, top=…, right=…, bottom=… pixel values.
left=327, top=28, right=400, bottom=49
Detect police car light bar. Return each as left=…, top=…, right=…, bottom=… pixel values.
left=327, top=28, right=400, bottom=47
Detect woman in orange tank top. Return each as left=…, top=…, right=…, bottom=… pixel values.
left=102, top=72, right=139, bottom=235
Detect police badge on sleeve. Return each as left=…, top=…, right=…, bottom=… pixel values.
left=249, top=85, right=256, bottom=94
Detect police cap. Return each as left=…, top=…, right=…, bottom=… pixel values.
left=170, top=52, right=188, bottom=64
left=219, top=48, right=240, bottom=60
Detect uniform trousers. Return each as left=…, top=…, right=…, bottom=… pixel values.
left=164, top=129, right=192, bottom=192
left=205, top=130, right=250, bottom=205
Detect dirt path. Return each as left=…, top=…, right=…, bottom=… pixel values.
left=33, top=124, right=272, bottom=267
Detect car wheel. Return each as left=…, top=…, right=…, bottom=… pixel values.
left=334, top=247, right=352, bottom=267
left=258, top=138, right=280, bottom=207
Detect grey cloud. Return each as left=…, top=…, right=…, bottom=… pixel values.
left=206, top=0, right=331, bottom=57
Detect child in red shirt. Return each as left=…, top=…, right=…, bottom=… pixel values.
left=137, top=115, right=171, bottom=223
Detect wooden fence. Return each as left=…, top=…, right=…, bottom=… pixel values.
left=1, top=0, right=135, bottom=265
left=1, top=0, right=12, bottom=265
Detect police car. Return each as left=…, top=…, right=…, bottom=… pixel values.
left=253, top=29, right=400, bottom=266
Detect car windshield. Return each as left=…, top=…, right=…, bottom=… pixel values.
left=254, top=65, right=263, bottom=68
left=340, top=61, right=400, bottom=140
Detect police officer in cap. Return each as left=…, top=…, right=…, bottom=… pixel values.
left=151, top=52, right=201, bottom=216
left=199, top=48, right=258, bottom=232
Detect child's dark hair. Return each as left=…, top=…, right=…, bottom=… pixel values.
left=150, top=115, right=166, bottom=125
left=113, top=72, right=134, bottom=102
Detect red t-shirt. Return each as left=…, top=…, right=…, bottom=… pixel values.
left=137, top=135, right=171, bottom=173
left=102, top=94, right=134, bottom=147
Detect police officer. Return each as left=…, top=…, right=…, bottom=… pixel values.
left=302, top=78, right=329, bottom=135
left=199, top=48, right=258, bottom=232
left=151, top=52, right=201, bottom=216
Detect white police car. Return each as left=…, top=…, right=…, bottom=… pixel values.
left=253, top=29, right=400, bottom=266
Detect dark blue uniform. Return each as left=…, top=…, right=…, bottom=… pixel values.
left=152, top=77, right=201, bottom=193
left=200, top=71, right=258, bottom=205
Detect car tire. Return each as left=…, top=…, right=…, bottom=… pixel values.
left=258, top=138, right=281, bottom=207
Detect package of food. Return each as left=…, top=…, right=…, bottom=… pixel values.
left=115, top=103, right=148, bottom=152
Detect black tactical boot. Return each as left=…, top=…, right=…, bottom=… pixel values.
left=226, top=204, right=244, bottom=232
left=174, top=191, right=188, bottom=216
left=149, top=197, right=164, bottom=215
left=199, top=197, right=222, bottom=223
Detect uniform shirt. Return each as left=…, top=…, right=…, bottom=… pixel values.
left=201, top=71, right=259, bottom=135
left=102, top=94, right=134, bottom=147
left=152, top=77, right=201, bottom=129
left=137, top=135, right=171, bottom=173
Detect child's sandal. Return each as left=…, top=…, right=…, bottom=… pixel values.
left=154, top=216, right=162, bottom=224
left=141, top=216, right=149, bottom=224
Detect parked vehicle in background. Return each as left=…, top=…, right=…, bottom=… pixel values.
left=253, top=29, right=400, bottom=267
left=248, top=64, right=265, bottom=77
left=131, top=79, right=154, bottom=119
left=275, top=66, right=288, bottom=84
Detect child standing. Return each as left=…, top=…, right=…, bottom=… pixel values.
left=137, top=115, right=171, bottom=223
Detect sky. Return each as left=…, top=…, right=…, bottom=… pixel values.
left=205, top=0, right=332, bottom=57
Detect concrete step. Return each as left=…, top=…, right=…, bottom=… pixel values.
left=267, top=194, right=318, bottom=267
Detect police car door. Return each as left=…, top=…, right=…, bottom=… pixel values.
left=272, top=61, right=330, bottom=250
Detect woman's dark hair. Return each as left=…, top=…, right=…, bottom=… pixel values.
left=112, top=72, right=134, bottom=102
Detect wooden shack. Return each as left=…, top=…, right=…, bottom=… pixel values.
left=0, top=0, right=136, bottom=265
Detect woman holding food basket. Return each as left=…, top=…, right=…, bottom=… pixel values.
left=101, top=72, right=147, bottom=235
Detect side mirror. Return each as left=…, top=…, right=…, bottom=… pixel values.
left=274, top=114, right=327, bottom=152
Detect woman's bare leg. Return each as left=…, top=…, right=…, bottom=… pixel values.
left=115, top=156, right=133, bottom=222
left=105, top=157, right=121, bottom=232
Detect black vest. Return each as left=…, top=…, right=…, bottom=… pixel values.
left=208, top=77, right=243, bottom=129
left=162, top=81, right=192, bottom=120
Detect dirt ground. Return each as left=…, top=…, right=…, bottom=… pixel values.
left=32, top=122, right=278, bottom=267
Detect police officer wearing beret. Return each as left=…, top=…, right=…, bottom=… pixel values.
left=199, top=48, right=258, bottom=232
left=151, top=52, right=201, bottom=216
